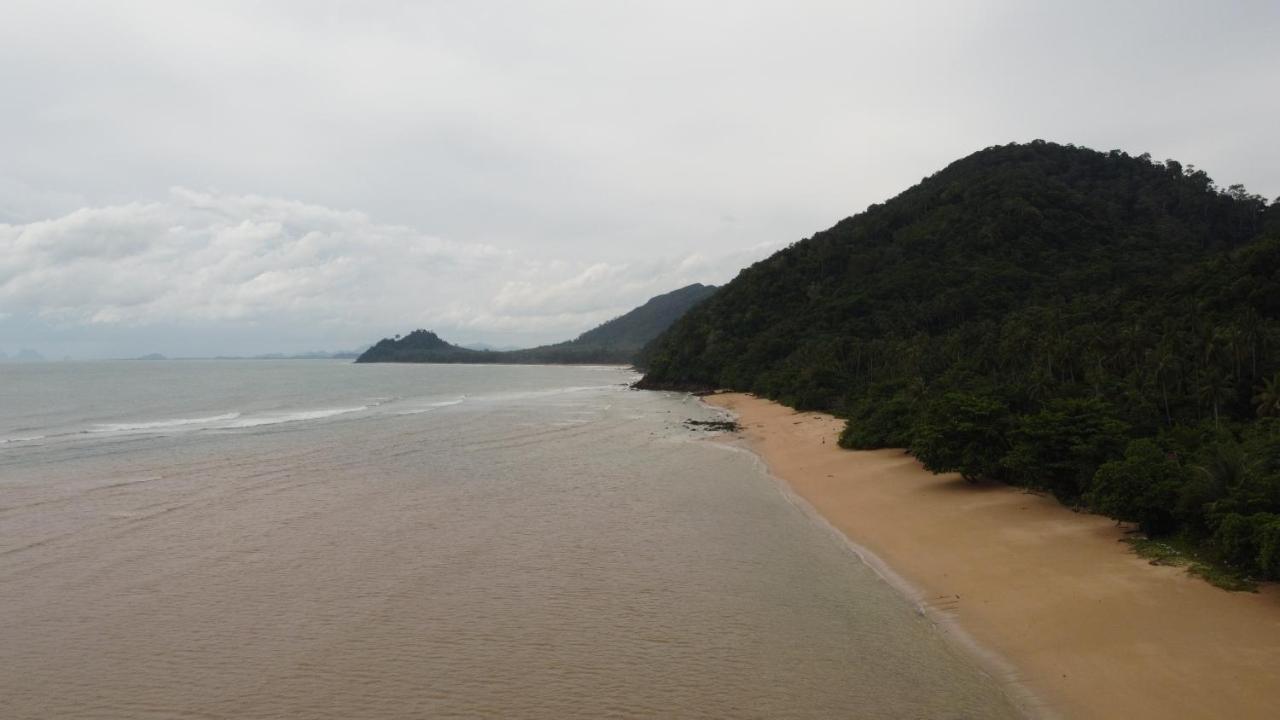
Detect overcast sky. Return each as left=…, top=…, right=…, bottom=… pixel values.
left=2, top=1, right=1277, bottom=358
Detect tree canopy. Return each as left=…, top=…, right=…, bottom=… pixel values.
left=639, top=141, right=1280, bottom=581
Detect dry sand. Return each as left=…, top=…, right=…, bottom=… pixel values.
left=706, top=393, right=1280, bottom=720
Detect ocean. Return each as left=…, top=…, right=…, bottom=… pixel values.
left=0, top=360, right=1019, bottom=718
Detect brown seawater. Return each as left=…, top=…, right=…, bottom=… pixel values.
left=0, top=361, right=1020, bottom=718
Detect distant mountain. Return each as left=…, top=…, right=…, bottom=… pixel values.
left=135, top=353, right=168, bottom=361
left=357, top=283, right=718, bottom=365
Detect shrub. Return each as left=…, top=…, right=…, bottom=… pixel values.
left=1004, top=397, right=1129, bottom=499
left=909, top=391, right=1011, bottom=481
left=1089, top=439, right=1186, bottom=534
left=1210, top=512, right=1280, bottom=576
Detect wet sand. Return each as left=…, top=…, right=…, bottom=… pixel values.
left=706, top=393, right=1280, bottom=720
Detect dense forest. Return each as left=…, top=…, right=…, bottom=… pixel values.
left=357, top=283, right=716, bottom=364
left=639, top=141, right=1280, bottom=583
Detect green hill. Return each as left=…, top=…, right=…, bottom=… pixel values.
left=356, top=283, right=717, bottom=365
left=354, top=330, right=481, bottom=364
left=639, top=141, right=1280, bottom=583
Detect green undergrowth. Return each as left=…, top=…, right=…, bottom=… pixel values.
left=1124, top=536, right=1258, bottom=592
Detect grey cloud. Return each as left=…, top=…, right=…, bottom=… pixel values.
left=0, top=190, right=769, bottom=356
left=0, top=1, right=1276, bottom=356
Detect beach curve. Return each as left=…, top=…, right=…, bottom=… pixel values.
left=704, top=392, right=1280, bottom=720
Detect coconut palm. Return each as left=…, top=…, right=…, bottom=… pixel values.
left=1254, top=372, right=1280, bottom=418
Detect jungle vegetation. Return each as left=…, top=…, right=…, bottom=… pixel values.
left=638, top=141, right=1280, bottom=583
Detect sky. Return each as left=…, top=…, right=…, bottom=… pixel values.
left=1, top=1, right=1277, bottom=358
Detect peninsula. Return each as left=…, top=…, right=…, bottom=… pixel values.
left=357, top=283, right=716, bottom=365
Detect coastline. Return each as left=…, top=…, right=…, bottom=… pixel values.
left=704, top=392, right=1280, bottom=720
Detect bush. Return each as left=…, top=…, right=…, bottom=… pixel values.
left=909, top=391, right=1011, bottom=481
left=1004, top=397, right=1129, bottom=499
left=1257, top=517, right=1280, bottom=579
left=840, top=384, right=919, bottom=449
left=1212, top=513, right=1262, bottom=568
left=1089, top=439, right=1186, bottom=534
left=1210, top=512, right=1280, bottom=577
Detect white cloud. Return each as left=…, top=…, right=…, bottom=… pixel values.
left=0, top=190, right=770, bottom=355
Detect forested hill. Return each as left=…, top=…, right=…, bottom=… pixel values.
left=356, top=283, right=717, bottom=364
left=562, top=282, right=718, bottom=350
left=639, top=141, right=1280, bottom=584
left=354, top=329, right=478, bottom=364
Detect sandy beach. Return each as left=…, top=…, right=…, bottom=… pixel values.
left=706, top=393, right=1280, bottom=720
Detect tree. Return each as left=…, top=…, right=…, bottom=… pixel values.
left=636, top=141, right=1280, bottom=568
left=909, top=391, right=1011, bottom=482
left=1089, top=439, right=1185, bottom=534
left=1197, top=367, right=1236, bottom=428
left=1254, top=372, right=1280, bottom=417
left=1003, top=398, right=1129, bottom=499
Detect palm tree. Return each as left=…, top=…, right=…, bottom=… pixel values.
left=1194, top=442, right=1260, bottom=502
left=1254, top=372, right=1280, bottom=418
left=1238, top=308, right=1263, bottom=382
left=1198, top=368, right=1236, bottom=428
left=1152, top=340, right=1177, bottom=426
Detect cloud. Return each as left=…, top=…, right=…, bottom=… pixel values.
left=3, top=2, right=1275, bottom=356
left=0, top=189, right=772, bottom=354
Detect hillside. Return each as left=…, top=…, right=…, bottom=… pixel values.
left=353, top=330, right=480, bottom=363
left=639, top=141, right=1280, bottom=582
left=357, top=283, right=717, bottom=364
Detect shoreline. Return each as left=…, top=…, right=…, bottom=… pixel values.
left=704, top=392, right=1280, bottom=720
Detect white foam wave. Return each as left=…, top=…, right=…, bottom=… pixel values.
left=90, top=413, right=242, bottom=433
left=217, top=406, right=368, bottom=428
left=392, top=398, right=465, bottom=416
left=1, top=434, right=47, bottom=445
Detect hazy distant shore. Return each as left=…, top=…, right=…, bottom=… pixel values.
left=706, top=393, right=1280, bottom=720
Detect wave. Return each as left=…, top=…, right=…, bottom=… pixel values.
left=90, top=413, right=242, bottom=433
left=1, top=434, right=47, bottom=445
left=216, top=406, right=368, bottom=429
left=87, top=405, right=371, bottom=435
left=9, top=384, right=620, bottom=447
left=475, top=385, right=619, bottom=404
left=7, top=405, right=375, bottom=447
left=393, top=398, right=466, bottom=416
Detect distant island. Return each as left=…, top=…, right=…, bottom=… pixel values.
left=357, top=283, right=717, bottom=365
left=0, top=349, right=47, bottom=362
left=639, top=141, right=1280, bottom=586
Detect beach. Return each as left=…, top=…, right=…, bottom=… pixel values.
left=706, top=392, right=1280, bottom=720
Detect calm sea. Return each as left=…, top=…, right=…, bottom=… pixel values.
left=0, top=360, right=1019, bottom=719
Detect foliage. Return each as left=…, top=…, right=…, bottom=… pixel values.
left=639, top=140, right=1280, bottom=580
left=1124, top=536, right=1257, bottom=592
left=838, top=380, right=922, bottom=449
left=1089, top=440, right=1186, bottom=534
left=908, top=391, right=1011, bottom=481
left=1003, top=398, right=1129, bottom=499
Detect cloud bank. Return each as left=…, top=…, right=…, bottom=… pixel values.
left=0, top=190, right=774, bottom=356
left=2, top=2, right=1276, bottom=356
